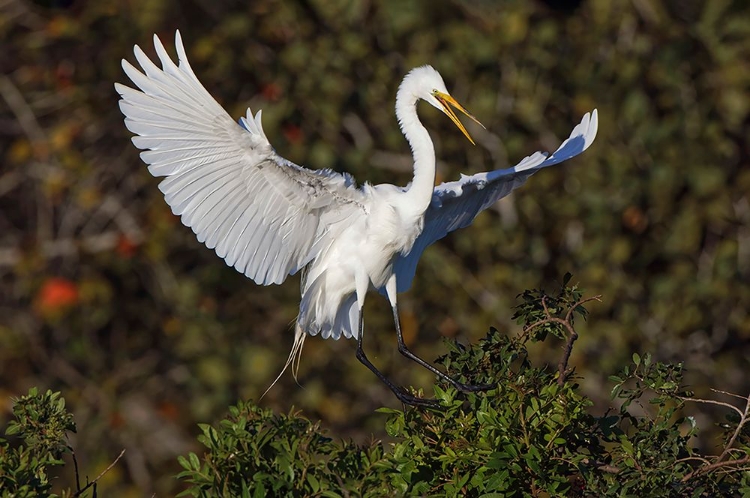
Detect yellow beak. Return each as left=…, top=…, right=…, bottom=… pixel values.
left=434, top=91, right=485, bottom=145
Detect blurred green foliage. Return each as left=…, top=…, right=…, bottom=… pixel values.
left=8, top=285, right=744, bottom=496
left=1, top=0, right=749, bottom=494
left=128, top=284, right=750, bottom=495
left=2, top=292, right=749, bottom=497
left=1, top=388, right=76, bottom=497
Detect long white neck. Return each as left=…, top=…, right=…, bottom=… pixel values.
left=395, top=80, right=436, bottom=216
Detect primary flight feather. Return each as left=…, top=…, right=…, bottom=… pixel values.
left=116, top=31, right=598, bottom=406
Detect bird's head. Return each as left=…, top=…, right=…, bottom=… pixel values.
left=405, top=65, right=485, bottom=145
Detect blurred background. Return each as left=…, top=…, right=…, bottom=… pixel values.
left=1, top=0, right=748, bottom=494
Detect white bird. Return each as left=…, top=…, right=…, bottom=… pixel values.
left=115, top=31, right=598, bottom=406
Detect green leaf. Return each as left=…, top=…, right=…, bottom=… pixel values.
left=307, top=474, right=320, bottom=492
left=188, top=452, right=200, bottom=470
left=177, top=455, right=191, bottom=471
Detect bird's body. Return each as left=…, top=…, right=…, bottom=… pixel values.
left=299, top=183, right=415, bottom=338
left=299, top=66, right=449, bottom=340
left=116, top=31, right=598, bottom=404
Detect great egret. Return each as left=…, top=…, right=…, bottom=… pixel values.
left=115, top=31, right=598, bottom=406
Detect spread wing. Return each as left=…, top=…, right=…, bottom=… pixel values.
left=393, top=109, right=598, bottom=293
left=115, top=31, right=365, bottom=286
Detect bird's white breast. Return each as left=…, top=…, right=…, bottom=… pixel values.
left=356, top=184, right=424, bottom=287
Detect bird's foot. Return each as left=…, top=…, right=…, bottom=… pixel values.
left=454, top=381, right=496, bottom=393
left=392, top=381, right=494, bottom=408
left=394, top=387, right=442, bottom=408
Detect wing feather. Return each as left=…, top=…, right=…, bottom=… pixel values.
left=191, top=177, right=239, bottom=238
left=226, top=209, right=261, bottom=269
left=202, top=183, right=247, bottom=249
left=116, top=31, right=365, bottom=286
left=394, top=110, right=598, bottom=293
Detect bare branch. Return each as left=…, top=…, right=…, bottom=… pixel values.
left=540, top=294, right=551, bottom=317
left=675, top=456, right=712, bottom=466
left=564, top=295, right=602, bottom=324
left=68, top=445, right=81, bottom=491
left=717, top=394, right=750, bottom=463
left=72, top=449, right=126, bottom=497
left=710, top=388, right=750, bottom=402
left=676, top=396, right=744, bottom=418
left=680, top=391, right=750, bottom=482
left=522, top=295, right=600, bottom=386
left=557, top=326, right=579, bottom=387
left=0, top=231, right=126, bottom=267
left=597, top=464, right=622, bottom=474
left=681, top=455, right=750, bottom=482
left=579, top=458, right=621, bottom=474
left=0, top=74, right=46, bottom=145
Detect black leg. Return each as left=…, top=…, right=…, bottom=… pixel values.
left=355, top=312, right=438, bottom=407
left=392, top=305, right=495, bottom=393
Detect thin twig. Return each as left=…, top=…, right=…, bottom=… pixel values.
left=675, top=456, right=712, bottom=466
left=681, top=456, right=750, bottom=482
left=579, top=458, right=621, bottom=474
left=72, top=449, right=126, bottom=497
left=0, top=74, right=55, bottom=242
left=597, top=464, right=622, bottom=474
left=523, top=295, right=601, bottom=386
left=715, top=465, right=750, bottom=476
left=540, top=295, right=551, bottom=317
left=0, top=231, right=124, bottom=267
left=565, top=295, right=602, bottom=324
left=710, top=388, right=750, bottom=402
left=69, top=445, right=81, bottom=491
left=676, top=396, right=744, bottom=418
left=560, top=296, right=600, bottom=385
left=716, top=394, right=750, bottom=463
left=680, top=391, right=750, bottom=482
left=0, top=74, right=46, bottom=144
left=557, top=326, right=578, bottom=386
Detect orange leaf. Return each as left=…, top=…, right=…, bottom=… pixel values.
left=116, top=234, right=139, bottom=258
left=283, top=124, right=302, bottom=144
left=36, top=277, right=79, bottom=314
left=261, top=82, right=282, bottom=101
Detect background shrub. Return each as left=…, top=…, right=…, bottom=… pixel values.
left=2, top=0, right=749, bottom=494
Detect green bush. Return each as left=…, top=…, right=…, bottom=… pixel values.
left=3, top=280, right=749, bottom=496
left=174, top=279, right=750, bottom=497
left=4, top=2, right=750, bottom=492
left=0, top=388, right=123, bottom=497
left=1, top=388, right=76, bottom=497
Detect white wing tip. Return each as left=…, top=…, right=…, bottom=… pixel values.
left=239, top=108, right=269, bottom=141
left=575, top=108, right=598, bottom=150
left=255, top=110, right=268, bottom=140
left=585, top=108, right=599, bottom=148
left=537, top=108, right=599, bottom=167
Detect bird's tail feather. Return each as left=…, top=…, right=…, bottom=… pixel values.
left=299, top=272, right=359, bottom=340
left=260, top=322, right=306, bottom=399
